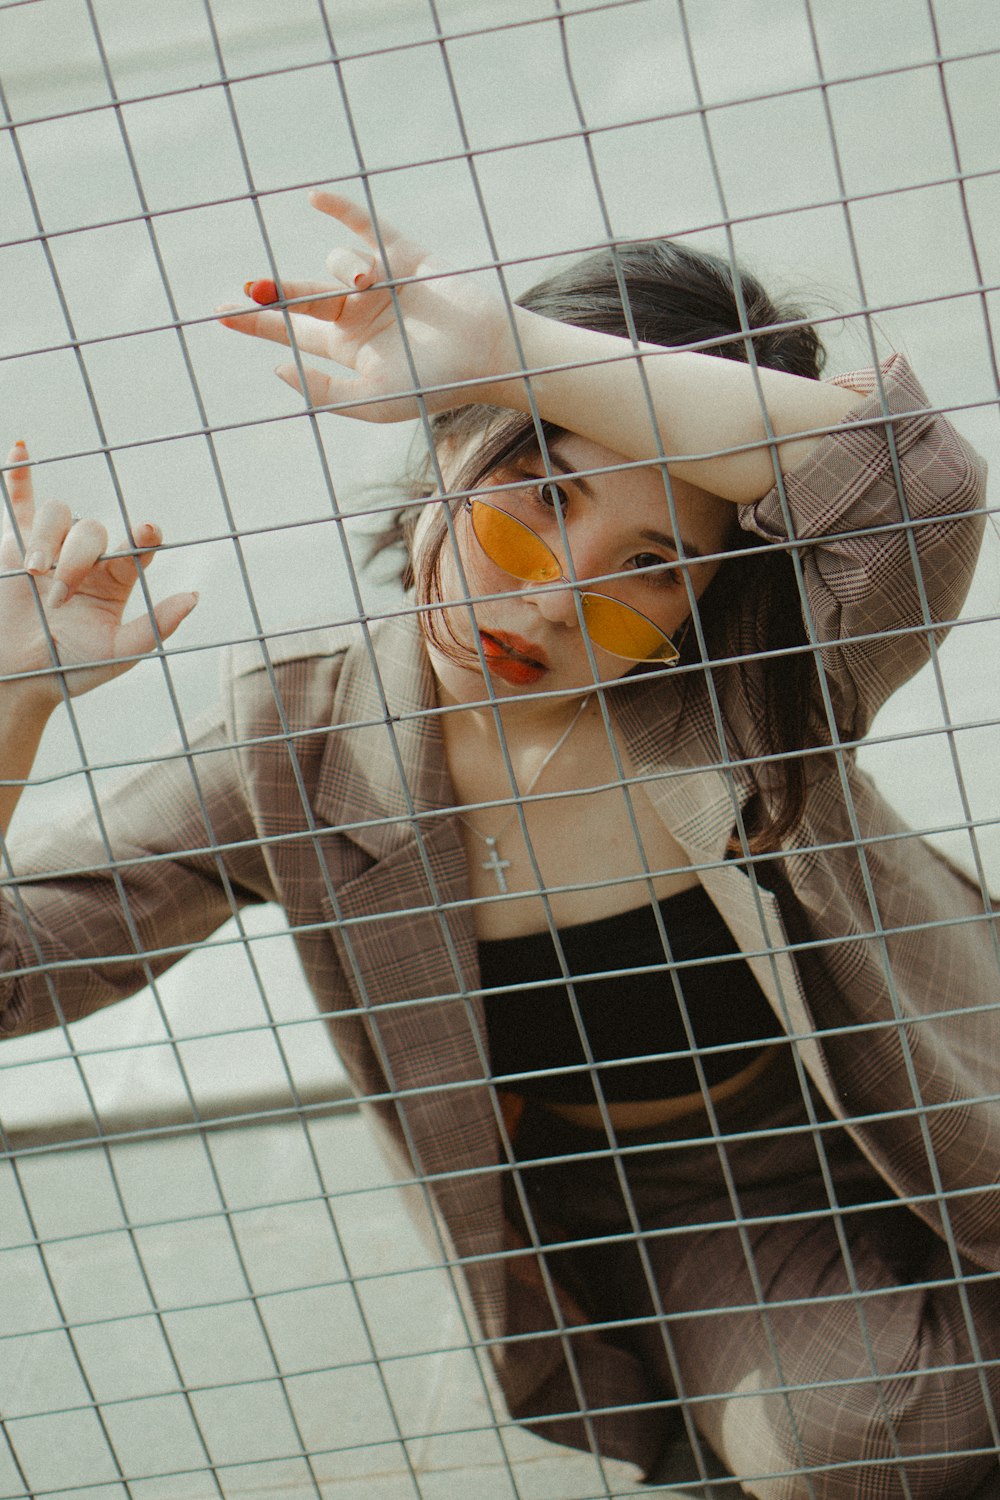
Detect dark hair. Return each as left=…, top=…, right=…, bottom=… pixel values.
left=370, top=237, right=827, bottom=851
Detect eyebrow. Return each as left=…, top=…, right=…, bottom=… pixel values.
left=516, top=450, right=706, bottom=560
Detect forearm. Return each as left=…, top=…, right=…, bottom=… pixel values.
left=482, top=308, right=861, bottom=503
left=0, top=715, right=272, bottom=1038
left=0, top=689, right=55, bottom=837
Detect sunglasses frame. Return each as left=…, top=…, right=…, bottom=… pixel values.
left=464, top=498, right=681, bottom=664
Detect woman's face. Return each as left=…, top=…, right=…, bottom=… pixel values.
left=423, top=432, right=735, bottom=706
left=422, top=435, right=734, bottom=708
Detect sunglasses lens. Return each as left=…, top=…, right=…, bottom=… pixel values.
left=581, top=594, right=680, bottom=663
left=469, top=501, right=562, bottom=583
left=467, top=503, right=678, bottom=664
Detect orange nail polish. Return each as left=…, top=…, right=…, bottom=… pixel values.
left=244, top=279, right=280, bottom=306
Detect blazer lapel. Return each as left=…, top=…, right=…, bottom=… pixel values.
left=312, top=616, right=503, bottom=1277
left=609, top=669, right=750, bottom=859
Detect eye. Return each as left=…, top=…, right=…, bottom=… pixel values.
left=531, top=479, right=569, bottom=512
left=628, top=552, right=683, bottom=587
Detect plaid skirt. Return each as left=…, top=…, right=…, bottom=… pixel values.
left=502, top=1047, right=1000, bottom=1499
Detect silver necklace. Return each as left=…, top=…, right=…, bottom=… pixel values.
left=457, top=694, right=592, bottom=895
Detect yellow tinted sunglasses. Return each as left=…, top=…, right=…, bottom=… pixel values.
left=465, top=499, right=680, bottom=664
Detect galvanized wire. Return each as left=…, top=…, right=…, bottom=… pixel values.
left=0, top=0, right=998, bottom=1497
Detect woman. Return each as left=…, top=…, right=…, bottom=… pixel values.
left=2, top=192, right=998, bottom=1498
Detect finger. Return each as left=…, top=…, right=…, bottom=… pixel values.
left=23, top=499, right=74, bottom=574
left=274, top=362, right=340, bottom=408
left=308, top=190, right=418, bottom=268
left=101, top=521, right=162, bottom=590
left=2, top=441, right=34, bottom=549
left=113, top=590, right=199, bottom=662
left=274, top=363, right=398, bottom=423
left=308, top=190, right=397, bottom=250
left=243, top=278, right=280, bottom=306
left=274, top=363, right=328, bottom=405
left=217, top=305, right=343, bottom=357
left=48, top=517, right=108, bottom=608
left=241, top=278, right=348, bottom=313
left=324, top=247, right=379, bottom=293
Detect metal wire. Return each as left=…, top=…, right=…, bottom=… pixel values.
left=1, top=1, right=998, bottom=1497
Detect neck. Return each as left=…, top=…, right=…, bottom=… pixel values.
left=439, top=682, right=595, bottom=748
left=431, top=648, right=593, bottom=730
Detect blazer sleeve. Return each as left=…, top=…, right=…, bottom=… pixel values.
left=0, top=711, right=277, bottom=1038
left=737, top=352, right=988, bottom=739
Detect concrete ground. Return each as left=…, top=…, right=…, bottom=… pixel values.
left=5, top=1109, right=1000, bottom=1500
left=1, top=1108, right=736, bottom=1500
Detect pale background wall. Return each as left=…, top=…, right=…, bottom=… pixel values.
left=1, top=0, right=997, bottom=1134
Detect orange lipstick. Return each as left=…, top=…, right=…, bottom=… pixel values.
left=479, top=630, right=549, bottom=686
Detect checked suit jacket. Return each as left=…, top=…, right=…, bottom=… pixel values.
left=2, top=354, right=997, bottom=1469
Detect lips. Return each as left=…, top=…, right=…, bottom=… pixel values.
left=479, top=630, right=549, bottom=685
left=480, top=630, right=549, bottom=667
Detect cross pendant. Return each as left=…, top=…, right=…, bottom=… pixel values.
left=481, top=837, right=511, bottom=895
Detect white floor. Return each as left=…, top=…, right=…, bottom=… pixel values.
left=1, top=1108, right=734, bottom=1500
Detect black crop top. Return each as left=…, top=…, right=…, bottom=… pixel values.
left=480, top=884, right=781, bottom=1103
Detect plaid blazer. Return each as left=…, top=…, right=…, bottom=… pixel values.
left=1, top=354, right=996, bottom=1469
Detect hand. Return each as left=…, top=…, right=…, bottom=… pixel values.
left=0, top=442, right=198, bottom=713
left=217, top=192, right=514, bottom=422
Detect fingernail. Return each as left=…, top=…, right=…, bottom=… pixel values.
left=25, top=550, right=48, bottom=573
left=48, top=580, right=68, bottom=610
left=245, top=279, right=280, bottom=306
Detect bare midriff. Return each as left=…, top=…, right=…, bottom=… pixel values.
left=535, top=1044, right=780, bottom=1132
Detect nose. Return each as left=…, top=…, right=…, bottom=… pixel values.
left=527, top=573, right=580, bottom=626
left=526, top=532, right=605, bottom=627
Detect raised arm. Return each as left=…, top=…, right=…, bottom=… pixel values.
left=0, top=442, right=198, bottom=834
left=218, top=192, right=859, bottom=503
left=0, top=445, right=264, bottom=1038
left=737, top=355, right=988, bottom=735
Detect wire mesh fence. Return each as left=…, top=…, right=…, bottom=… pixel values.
left=1, top=1, right=998, bottom=1497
